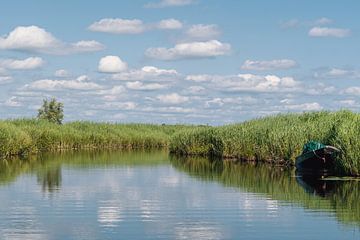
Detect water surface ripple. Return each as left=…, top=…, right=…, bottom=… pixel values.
left=0, top=151, right=359, bottom=239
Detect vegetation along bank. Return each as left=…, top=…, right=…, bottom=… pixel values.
left=1, top=110, right=360, bottom=176
left=169, top=110, right=360, bottom=176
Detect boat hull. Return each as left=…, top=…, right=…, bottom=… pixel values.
left=295, top=146, right=339, bottom=173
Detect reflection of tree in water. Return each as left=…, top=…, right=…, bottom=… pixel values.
left=36, top=166, right=62, bottom=193
left=170, top=155, right=360, bottom=227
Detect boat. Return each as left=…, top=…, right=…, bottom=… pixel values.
left=295, top=141, right=340, bottom=173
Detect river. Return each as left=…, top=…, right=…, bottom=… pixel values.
left=0, top=150, right=359, bottom=239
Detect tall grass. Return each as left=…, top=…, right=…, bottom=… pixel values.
left=0, top=119, right=190, bottom=159
left=170, top=110, right=360, bottom=175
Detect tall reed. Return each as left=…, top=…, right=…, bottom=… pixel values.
left=0, top=119, right=190, bottom=158
left=170, top=110, right=360, bottom=175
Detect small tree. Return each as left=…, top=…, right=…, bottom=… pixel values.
left=37, top=98, right=64, bottom=124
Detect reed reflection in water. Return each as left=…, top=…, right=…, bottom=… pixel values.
left=170, top=155, right=360, bottom=228
left=0, top=151, right=359, bottom=239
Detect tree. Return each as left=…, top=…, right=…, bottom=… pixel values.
left=37, top=98, right=64, bottom=124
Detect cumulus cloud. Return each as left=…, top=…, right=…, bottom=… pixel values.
left=185, top=24, right=221, bottom=40
left=283, top=102, right=323, bottom=111
left=126, top=81, right=167, bottom=90
left=112, top=66, right=178, bottom=81
left=145, top=40, right=231, bottom=60
left=185, top=86, right=206, bottom=95
left=185, top=74, right=213, bottom=82
left=89, top=18, right=184, bottom=34
left=186, top=73, right=301, bottom=93
left=145, top=0, right=196, bottom=8
left=98, top=56, right=128, bottom=73
left=88, top=18, right=146, bottom=34
left=0, top=57, right=44, bottom=70
left=314, top=67, right=359, bottom=79
left=97, top=86, right=127, bottom=101
left=156, top=93, right=189, bottom=104
left=98, top=101, right=137, bottom=110
left=241, top=59, right=297, bottom=71
left=314, top=17, right=333, bottom=26
left=24, top=75, right=103, bottom=91
left=343, top=87, right=360, bottom=95
left=0, top=25, right=104, bottom=54
left=308, top=27, right=350, bottom=38
left=157, top=19, right=183, bottom=30
left=4, top=96, right=22, bottom=107
left=0, top=76, right=13, bottom=84
left=54, top=69, right=69, bottom=77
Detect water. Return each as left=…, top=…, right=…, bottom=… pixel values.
left=0, top=151, right=359, bottom=240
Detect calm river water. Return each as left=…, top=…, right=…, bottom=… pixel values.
left=0, top=150, right=359, bottom=240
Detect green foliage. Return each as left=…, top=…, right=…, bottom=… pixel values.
left=0, top=118, right=191, bottom=159
left=37, top=98, right=64, bottom=124
left=170, top=110, right=360, bottom=176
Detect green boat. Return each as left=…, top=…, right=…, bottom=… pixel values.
left=295, top=141, right=340, bottom=172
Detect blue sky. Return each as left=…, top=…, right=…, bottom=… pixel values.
left=0, top=0, right=359, bottom=124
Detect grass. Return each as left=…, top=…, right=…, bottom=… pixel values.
left=170, top=110, right=360, bottom=176
left=2, top=110, right=360, bottom=176
left=0, top=118, right=190, bottom=159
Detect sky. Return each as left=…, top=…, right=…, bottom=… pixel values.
left=0, top=0, right=359, bottom=124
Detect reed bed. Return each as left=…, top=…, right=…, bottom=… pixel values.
left=170, top=110, right=360, bottom=175
left=0, top=119, right=189, bottom=159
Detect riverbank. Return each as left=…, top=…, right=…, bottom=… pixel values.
left=0, top=119, right=190, bottom=158
left=169, top=110, right=360, bottom=176
left=2, top=110, right=360, bottom=176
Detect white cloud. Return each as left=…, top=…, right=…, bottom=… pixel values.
left=281, top=19, right=300, bottom=29
left=25, top=75, right=103, bottom=91
left=338, top=99, right=356, bottom=106
left=314, top=17, right=333, bottom=26
left=0, top=76, right=13, bottom=84
left=314, top=68, right=359, bottom=79
left=284, top=102, right=323, bottom=111
left=157, top=19, right=183, bottom=30
left=88, top=18, right=146, bottom=34
left=185, top=86, right=206, bottom=94
left=185, top=24, right=221, bottom=40
left=0, top=57, right=44, bottom=70
left=112, top=66, right=178, bottom=81
left=141, top=106, right=195, bottom=113
left=186, top=73, right=301, bottom=93
left=98, top=86, right=126, bottom=95
left=98, top=56, right=128, bottom=73
left=126, top=81, right=167, bottom=90
left=100, top=101, right=137, bottom=110
left=4, top=96, right=22, bottom=107
left=0, top=25, right=104, bottom=54
left=185, top=74, right=213, bottom=82
left=205, top=98, right=224, bottom=108
left=306, top=83, right=336, bottom=95
left=145, top=40, right=231, bottom=60
left=343, top=87, right=360, bottom=95
left=308, top=27, right=350, bottom=38
left=241, top=59, right=297, bottom=71
left=145, top=0, right=196, bottom=8
left=156, top=93, right=189, bottom=104
left=54, top=69, right=69, bottom=77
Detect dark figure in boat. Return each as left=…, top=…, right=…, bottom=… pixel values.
left=295, top=141, right=340, bottom=171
